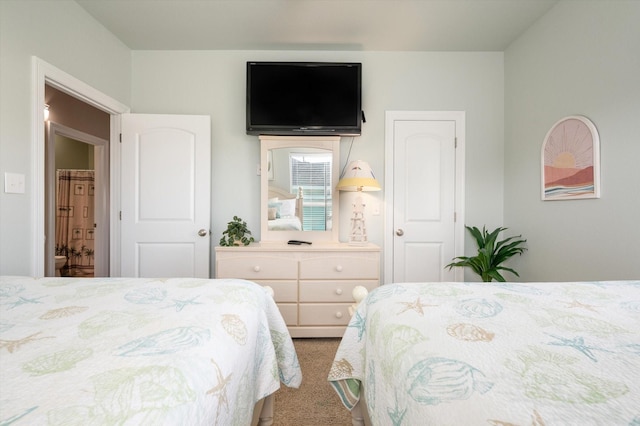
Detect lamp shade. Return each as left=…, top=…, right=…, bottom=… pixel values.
left=336, top=160, right=381, bottom=192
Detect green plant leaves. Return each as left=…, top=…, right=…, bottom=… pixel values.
left=445, top=225, right=527, bottom=282
left=219, top=216, right=255, bottom=246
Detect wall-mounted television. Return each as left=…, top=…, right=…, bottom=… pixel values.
left=246, top=62, right=362, bottom=136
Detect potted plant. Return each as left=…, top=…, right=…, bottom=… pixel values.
left=219, top=216, right=255, bottom=246
left=446, top=225, right=527, bottom=282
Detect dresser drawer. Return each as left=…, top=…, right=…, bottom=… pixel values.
left=254, top=280, right=297, bottom=303
left=277, top=303, right=298, bottom=326
left=299, top=303, right=351, bottom=326
left=299, top=280, right=378, bottom=303
left=216, top=256, right=297, bottom=280
left=215, top=243, right=380, bottom=337
left=300, top=255, right=379, bottom=280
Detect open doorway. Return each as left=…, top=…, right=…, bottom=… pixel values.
left=44, top=85, right=110, bottom=277
left=32, top=57, right=129, bottom=277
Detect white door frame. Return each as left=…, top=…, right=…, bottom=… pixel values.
left=384, top=111, right=466, bottom=284
left=32, top=57, right=129, bottom=277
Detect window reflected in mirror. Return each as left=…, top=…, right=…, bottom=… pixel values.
left=260, top=136, right=340, bottom=243
left=269, top=148, right=332, bottom=231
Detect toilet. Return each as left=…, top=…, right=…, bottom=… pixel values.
left=54, top=256, right=67, bottom=277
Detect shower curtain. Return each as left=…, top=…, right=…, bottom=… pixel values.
left=56, top=169, right=95, bottom=277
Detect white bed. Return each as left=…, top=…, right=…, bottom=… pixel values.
left=329, top=281, right=640, bottom=425
left=1, top=276, right=302, bottom=425
left=267, top=186, right=304, bottom=231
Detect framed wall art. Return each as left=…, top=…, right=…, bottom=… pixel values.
left=541, top=115, right=600, bottom=200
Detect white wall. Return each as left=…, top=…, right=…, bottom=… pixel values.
left=504, top=1, right=640, bottom=280
left=0, top=0, right=131, bottom=274
left=131, top=50, right=505, bottom=278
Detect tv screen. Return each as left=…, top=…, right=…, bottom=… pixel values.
left=246, top=62, right=362, bottom=136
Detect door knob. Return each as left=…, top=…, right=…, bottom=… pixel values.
left=198, top=229, right=209, bottom=237
left=396, top=228, right=404, bottom=236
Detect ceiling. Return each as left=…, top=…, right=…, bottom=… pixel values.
left=75, top=0, right=560, bottom=52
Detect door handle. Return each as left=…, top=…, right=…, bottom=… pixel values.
left=198, top=229, right=209, bottom=237
left=396, top=228, right=404, bottom=236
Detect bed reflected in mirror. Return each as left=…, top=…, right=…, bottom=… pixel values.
left=260, top=136, right=340, bottom=242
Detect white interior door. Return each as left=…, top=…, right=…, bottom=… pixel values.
left=120, top=114, right=211, bottom=278
left=385, top=111, right=465, bottom=284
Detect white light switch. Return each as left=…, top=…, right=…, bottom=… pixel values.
left=4, top=172, right=26, bottom=194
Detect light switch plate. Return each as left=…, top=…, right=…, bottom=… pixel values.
left=4, top=172, right=26, bottom=194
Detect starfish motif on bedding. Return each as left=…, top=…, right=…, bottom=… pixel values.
left=387, top=393, right=407, bottom=426
left=6, top=296, right=45, bottom=309
left=348, top=311, right=367, bottom=340
left=166, top=296, right=202, bottom=312
left=397, top=297, right=437, bottom=316
left=207, top=358, right=233, bottom=419
left=0, top=332, right=54, bottom=353
left=546, top=333, right=612, bottom=362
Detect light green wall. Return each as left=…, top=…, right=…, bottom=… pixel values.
left=5, top=0, right=634, bottom=280
left=130, top=50, right=504, bottom=270
left=505, top=1, right=640, bottom=280
left=55, top=136, right=93, bottom=170
left=0, top=0, right=131, bottom=274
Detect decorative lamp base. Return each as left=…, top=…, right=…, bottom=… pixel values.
left=348, top=195, right=368, bottom=245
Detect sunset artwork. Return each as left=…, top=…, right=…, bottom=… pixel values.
left=542, top=116, right=600, bottom=200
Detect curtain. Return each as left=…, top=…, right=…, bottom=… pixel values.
left=56, top=170, right=95, bottom=277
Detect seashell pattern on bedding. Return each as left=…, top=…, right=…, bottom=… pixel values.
left=329, top=280, right=640, bottom=425
left=0, top=276, right=302, bottom=425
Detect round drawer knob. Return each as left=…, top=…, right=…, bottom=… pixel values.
left=253, top=265, right=261, bottom=272
left=335, top=311, right=343, bottom=319
left=335, top=265, right=343, bottom=272
left=335, top=288, right=343, bottom=295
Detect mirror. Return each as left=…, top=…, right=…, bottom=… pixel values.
left=260, top=136, right=340, bottom=242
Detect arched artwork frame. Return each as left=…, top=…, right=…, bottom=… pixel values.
left=541, top=115, right=600, bottom=201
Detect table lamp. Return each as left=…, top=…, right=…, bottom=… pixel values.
left=336, top=160, right=381, bottom=245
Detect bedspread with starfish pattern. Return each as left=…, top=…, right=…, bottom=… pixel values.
left=1, top=276, right=301, bottom=425
left=328, top=281, right=640, bottom=425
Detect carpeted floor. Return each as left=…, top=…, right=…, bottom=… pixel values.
left=273, top=338, right=353, bottom=425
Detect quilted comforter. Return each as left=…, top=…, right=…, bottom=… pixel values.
left=1, top=276, right=302, bottom=425
left=329, top=281, right=640, bottom=425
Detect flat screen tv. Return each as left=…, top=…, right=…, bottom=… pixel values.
left=246, top=62, right=362, bottom=136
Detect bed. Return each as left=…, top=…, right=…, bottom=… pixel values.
left=267, top=186, right=304, bottom=231
left=328, top=281, right=640, bottom=425
left=1, top=276, right=302, bottom=425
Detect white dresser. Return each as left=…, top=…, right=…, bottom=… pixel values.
left=215, top=242, right=380, bottom=337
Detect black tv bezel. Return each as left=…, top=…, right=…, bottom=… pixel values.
left=246, top=61, right=362, bottom=136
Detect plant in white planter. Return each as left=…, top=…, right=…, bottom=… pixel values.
left=219, top=216, right=255, bottom=246
left=446, top=225, right=527, bottom=282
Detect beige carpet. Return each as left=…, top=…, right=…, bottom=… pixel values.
left=273, top=338, right=353, bottom=425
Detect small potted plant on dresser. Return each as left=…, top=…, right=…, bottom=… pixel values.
left=219, top=216, right=255, bottom=246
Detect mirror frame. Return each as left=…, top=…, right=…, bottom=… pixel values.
left=260, top=135, right=340, bottom=242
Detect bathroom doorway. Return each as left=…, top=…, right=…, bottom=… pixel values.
left=44, top=85, right=110, bottom=277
